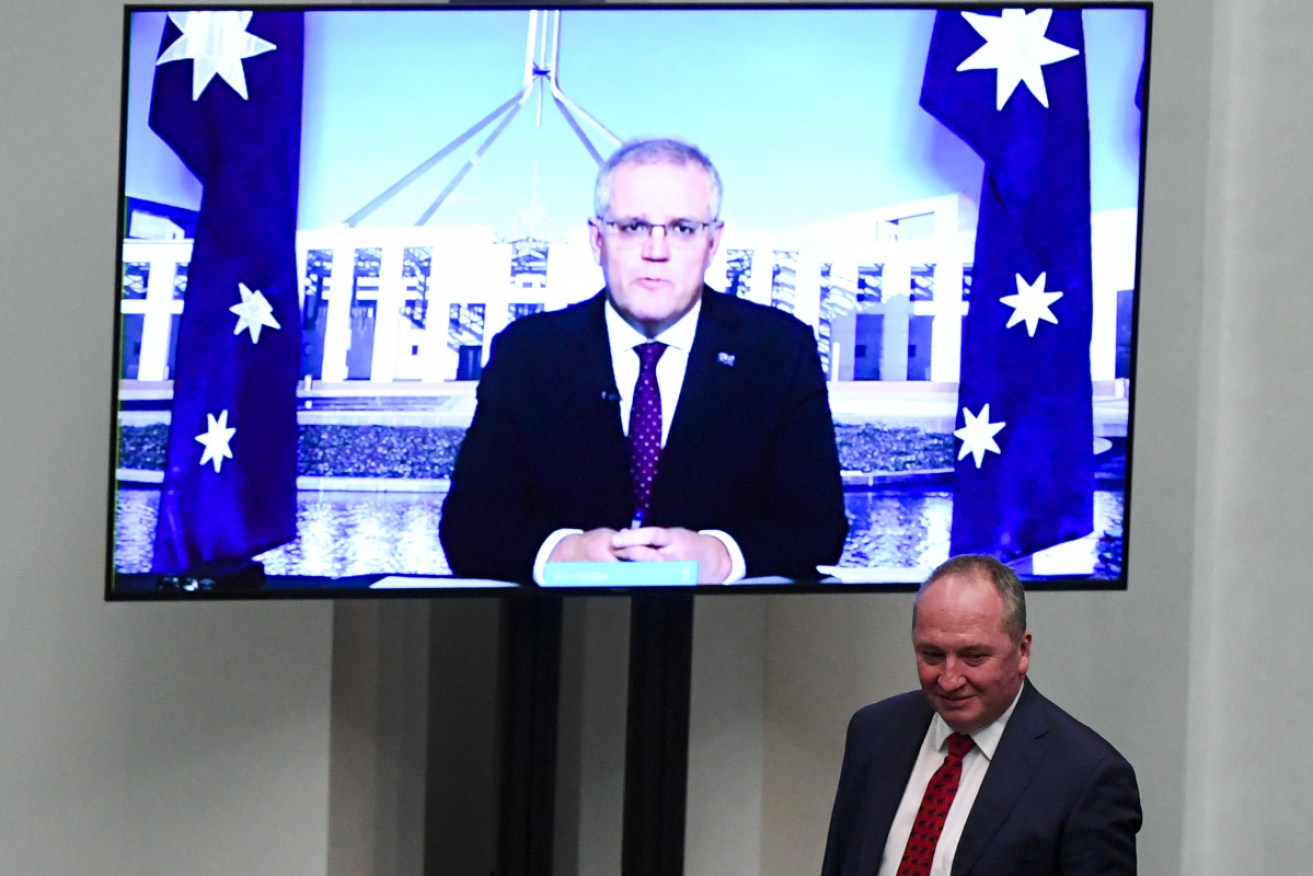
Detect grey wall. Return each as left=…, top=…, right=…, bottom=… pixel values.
left=1175, top=0, right=1313, bottom=869
left=9, top=0, right=1313, bottom=874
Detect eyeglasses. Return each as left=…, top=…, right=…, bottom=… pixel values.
left=595, top=217, right=721, bottom=246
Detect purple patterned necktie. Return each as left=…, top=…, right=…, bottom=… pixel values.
left=896, top=732, right=974, bottom=876
left=628, top=342, right=667, bottom=521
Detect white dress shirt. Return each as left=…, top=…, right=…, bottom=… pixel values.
left=532, top=297, right=746, bottom=583
left=877, top=686, right=1025, bottom=876
left=604, top=296, right=696, bottom=448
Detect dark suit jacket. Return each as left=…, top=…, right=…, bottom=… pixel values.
left=439, top=288, right=848, bottom=583
left=822, top=682, right=1141, bottom=876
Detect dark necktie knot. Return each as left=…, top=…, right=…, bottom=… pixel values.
left=946, top=732, right=973, bottom=761
left=636, top=341, right=666, bottom=371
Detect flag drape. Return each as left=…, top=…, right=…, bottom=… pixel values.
left=920, top=9, right=1095, bottom=560
left=148, top=11, right=304, bottom=573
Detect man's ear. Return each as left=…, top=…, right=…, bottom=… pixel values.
left=588, top=220, right=604, bottom=265
left=706, top=222, right=724, bottom=260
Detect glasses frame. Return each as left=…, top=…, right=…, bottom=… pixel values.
left=594, top=216, right=722, bottom=246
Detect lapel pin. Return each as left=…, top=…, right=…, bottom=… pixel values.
left=717, top=352, right=736, bottom=367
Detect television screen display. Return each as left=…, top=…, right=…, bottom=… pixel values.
left=109, top=3, right=1150, bottom=597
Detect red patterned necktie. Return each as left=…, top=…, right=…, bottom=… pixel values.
left=628, top=342, right=667, bottom=519
left=895, top=732, right=975, bottom=876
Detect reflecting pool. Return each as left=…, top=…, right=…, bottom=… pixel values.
left=114, top=487, right=1124, bottom=583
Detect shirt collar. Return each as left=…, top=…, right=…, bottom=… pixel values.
left=927, top=680, right=1026, bottom=762
left=604, top=294, right=702, bottom=357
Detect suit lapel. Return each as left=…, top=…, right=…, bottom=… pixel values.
left=861, top=706, right=936, bottom=873
left=558, top=293, right=631, bottom=499
left=655, top=290, right=739, bottom=497
left=952, top=682, right=1048, bottom=876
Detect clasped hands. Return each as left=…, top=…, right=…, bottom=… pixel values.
left=548, top=526, right=732, bottom=584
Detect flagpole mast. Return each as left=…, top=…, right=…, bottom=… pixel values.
left=342, top=9, right=622, bottom=228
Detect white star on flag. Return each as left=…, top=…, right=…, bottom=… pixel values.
left=230, top=282, right=281, bottom=344
left=956, top=9, right=1080, bottom=111
left=196, top=409, right=237, bottom=473
left=156, top=11, right=277, bottom=101
left=999, top=271, right=1064, bottom=337
left=955, top=403, right=1006, bottom=469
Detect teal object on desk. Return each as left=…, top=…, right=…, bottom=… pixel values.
left=542, top=561, right=699, bottom=587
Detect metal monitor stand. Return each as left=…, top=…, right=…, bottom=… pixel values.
left=495, top=593, right=695, bottom=876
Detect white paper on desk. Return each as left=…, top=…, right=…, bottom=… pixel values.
left=369, top=576, right=519, bottom=589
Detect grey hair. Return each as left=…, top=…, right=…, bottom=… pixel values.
left=594, top=138, right=723, bottom=221
left=913, top=554, right=1027, bottom=643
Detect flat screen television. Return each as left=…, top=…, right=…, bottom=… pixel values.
left=108, top=2, right=1151, bottom=598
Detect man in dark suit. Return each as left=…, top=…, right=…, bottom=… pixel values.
left=822, top=555, right=1141, bottom=875
left=440, top=138, right=847, bottom=583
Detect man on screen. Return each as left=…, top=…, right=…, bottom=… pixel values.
left=822, top=554, right=1141, bottom=875
left=440, top=138, right=848, bottom=583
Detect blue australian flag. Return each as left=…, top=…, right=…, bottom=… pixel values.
left=920, top=9, right=1095, bottom=561
left=148, top=11, right=304, bottom=574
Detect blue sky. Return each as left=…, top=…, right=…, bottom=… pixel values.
left=124, top=7, right=1147, bottom=232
